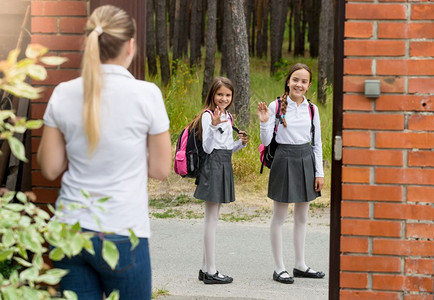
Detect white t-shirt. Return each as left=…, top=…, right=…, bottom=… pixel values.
left=43, top=64, right=169, bottom=238
left=260, top=96, right=324, bottom=177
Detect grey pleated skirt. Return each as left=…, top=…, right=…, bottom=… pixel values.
left=268, top=143, right=321, bottom=203
left=194, top=149, right=235, bottom=203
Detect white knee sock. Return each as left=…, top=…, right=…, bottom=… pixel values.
left=202, top=202, right=221, bottom=275
left=293, top=202, right=317, bottom=272
left=270, top=201, right=289, bottom=276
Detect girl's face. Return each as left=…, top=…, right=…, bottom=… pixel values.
left=287, top=68, right=311, bottom=101
left=213, top=86, right=232, bottom=110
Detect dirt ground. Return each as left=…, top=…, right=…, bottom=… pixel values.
left=148, top=173, right=330, bottom=226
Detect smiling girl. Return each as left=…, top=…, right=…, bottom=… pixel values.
left=257, top=63, right=325, bottom=284
left=190, top=76, right=248, bottom=284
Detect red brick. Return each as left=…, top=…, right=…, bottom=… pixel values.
left=31, top=35, right=84, bottom=51
left=411, top=4, right=434, bottom=20
left=405, top=276, right=433, bottom=292
left=31, top=17, right=57, bottom=33
left=376, top=167, right=434, bottom=185
left=404, top=295, right=434, bottom=300
left=377, top=60, right=434, bottom=76
left=31, top=1, right=87, bottom=17
left=34, top=69, right=80, bottom=86
left=341, top=219, right=401, bottom=237
left=344, top=22, right=373, bottom=38
left=342, top=184, right=402, bottom=202
left=372, top=274, right=404, bottom=291
left=342, top=167, right=370, bottom=183
left=32, top=171, right=61, bottom=187
left=411, top=41, right=434, bottom=57
left=32, top=188, right=58, bottom=204
left=341, top=236, right=369, bottom=253
left=374, top=203, right=433, bottom=220
left=378, top=22, right=434, bottom=39
left=340, top=272, right=368, bottom=289
left=343, top=149, right=402, bottom=166
left=343, top=76, right=405, bottom=93
left=408, top=151, right=434, bottom=167
left=31, top=154, right=39, bottom=170
left=59, top=17, right=87, bottom=34
left=406, top=223, right=433, bottom=239
left=374, top=239, right=433, bottom=256
left=343, top=95, right=372, bottom=111
left=345, top=40, right=406, bottom=56
left=342, top=131, right=371, bottom=147
left=342, top=201, right=370, bottom=218
left=375, top=95, right=433, bottom=112
left=344, top=59, right=372, bottom=75
left=343, top=113, right=404, bottom=130
left=407, top=186, right=434, bottom=203
left=341, top=255, right=401, bottom=272
left=341, top=290, right=400, bottom=300
left=31, top=103, right=47, bottom=119
left=409, top=78, right=434, bottom=94
left=376, top=132, right=434, bottom=149
left=408, top=115, right=434, bottom=131
left=405, top=258, right=433, bottom=275
left=346, top=3, right=407, bottom=20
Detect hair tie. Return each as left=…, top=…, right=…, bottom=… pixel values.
left=94, top=26, right=103, bottom=36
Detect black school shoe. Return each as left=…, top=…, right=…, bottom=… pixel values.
left=203, top=271, right=233, bottom=284
left=198, top=269, right=204, bottom=281
left=273, top=271, right=294, bottom=284
left=293, top=267, right=325, bottom=279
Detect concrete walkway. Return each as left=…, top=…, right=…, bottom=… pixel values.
left=150, top=218, right=330, bottom=300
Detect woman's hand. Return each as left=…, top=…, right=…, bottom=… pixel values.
left=257, top=102, right=270, bottom=123
left=211, top=107, right=228, bottom=126
left=315, top=177, right=324, bottom=192
left=238, top=130, right=248, bottom=146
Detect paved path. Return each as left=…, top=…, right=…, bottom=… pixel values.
left=150, top=218, right=330, bottom=300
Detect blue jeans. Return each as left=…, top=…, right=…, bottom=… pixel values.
left=53, top=230, right=151, bottom=300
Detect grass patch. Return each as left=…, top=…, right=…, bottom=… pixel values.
left=152, top=287, right=169, bottom=299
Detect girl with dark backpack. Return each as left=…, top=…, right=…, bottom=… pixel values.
left=190, top=76, right=248, bottom=284
left=257, top=63, right=325, bottom=284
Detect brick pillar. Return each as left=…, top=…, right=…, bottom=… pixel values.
left=30, top=0, right=88, bottom=204
left=341, top=1, right=433, bottom=299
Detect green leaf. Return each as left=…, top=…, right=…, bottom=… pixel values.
left=80, top=189, right=90, bottom=199
left=25, top=44, right=48, bottom=59
left=8, top=136, right=28, bottom=162
left=0, top=250, right=14, bottom=261
left=2, top=229, right=15, bottom=247
left=13, top=257, right=32, bottom=268
left=1, top=82, right=43, bottom=100
left=97, top=196, right=111, bottom=203
left=16, top=191, right=27, bottom=203
left=32, top=253, right=43, bottom=269
left=49, top=248, right=65, bottom=261
left=40, top=56, right=68, bottom=66
left=5, top=203, right=25, bottom=212
left=64, top=290, right=78, bottom=300
left=7, top=48, right=20, bottom=64
left=1, top=285, right=20, bottom=299
left=102, top=240, right=119, bottom=270
left=27, top=64, right=47, bottom=81
left=19, top=266, right=38, bottom=282
left=70, top=233, right=84, bottom=256
left=25, top=120, right=43, bottom=130
left=106, top=291, right=120, bottom=300
left=128, top=229, right=139, bottom=251
left=0, top=110, right=15, bottom=121
left=37, top=268, right=68, bottom=285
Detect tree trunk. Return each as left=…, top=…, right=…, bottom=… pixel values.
left=288, top=0, right=293, bottom=53
left=156, top=0, right=171, bottom=85
left=146, top=0, right=157, bottom=77
left=317, top=0, right=334, bottom=104
left=202, top=0, right=218, bottom=102
left=190, top=0, right=204, bottom=67
left=270, top=0, right=287, bottom=74
left=255, top=0, right=269, bottom=58
left=229, top=0, right=250, bottom=127
left=221, top=0, right=235, bottom=77
left=309, top=0, right=320, bottom=57
left=293, top=0, right=303, bottom=56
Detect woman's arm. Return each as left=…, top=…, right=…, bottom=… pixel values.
left=37, top=126, right=68, bottom=181
left=147, top=130, right=171, bottom=180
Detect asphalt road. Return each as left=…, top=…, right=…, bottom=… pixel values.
left=150, top=218, right=330, bottom=300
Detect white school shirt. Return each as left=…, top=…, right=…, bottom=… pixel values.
left=201, top=111, right=245, bottom=154
left=260, top=96, right=324, bottom=177
left=43, top=64, right=170, bottom=238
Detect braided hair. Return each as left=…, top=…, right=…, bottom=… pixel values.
left=280, top=63, right=312, bottom=127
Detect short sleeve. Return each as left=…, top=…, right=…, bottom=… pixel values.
left=43, top=87, right=59, bottom=128
left=146, top=83, right=170, bottom=135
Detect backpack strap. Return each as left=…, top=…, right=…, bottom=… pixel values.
left=274, top=97, right=282, bottom=133
left=307, top=99, right=315, bottom=146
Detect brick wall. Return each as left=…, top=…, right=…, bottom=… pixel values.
left=341, top=1, right=433, bottom=299
left=30, top=0, right=87, bottom=205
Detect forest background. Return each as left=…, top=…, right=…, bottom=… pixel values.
left=145, top=0, right=335, bottom=220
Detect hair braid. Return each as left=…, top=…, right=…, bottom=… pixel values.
left=280, top=92, right=288, bottom=127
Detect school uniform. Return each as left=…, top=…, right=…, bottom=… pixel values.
left=194, top=111, right=245, bottom=203
left=260, top=96, right=323, bottom=203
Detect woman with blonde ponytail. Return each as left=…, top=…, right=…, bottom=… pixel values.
left=37, top=5, right=171, bottom=299
left=257, top=63, right=325, bottom=285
